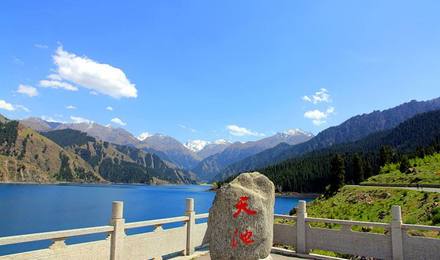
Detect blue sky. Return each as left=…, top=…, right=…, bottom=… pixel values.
left=1, top=0, right=440, bottom=143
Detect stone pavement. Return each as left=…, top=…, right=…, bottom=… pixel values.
left=194, top=254, right=305, bottom=260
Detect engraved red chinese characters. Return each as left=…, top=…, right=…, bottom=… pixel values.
left=233, top=196, right=257, bottom=218
left=231, top=228, right=255, bottom=248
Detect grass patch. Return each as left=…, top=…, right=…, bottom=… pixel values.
left=307, top=186, right=440, bottom=226
left=362, top=153, right=440, bottom=186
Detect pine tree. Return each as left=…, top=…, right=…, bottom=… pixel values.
left=352, top=154, right=364, bottom=183
left=364, top=160, right=373, bottom=179
left=399, top=155, right=410, bottom=174
left=329, top=154, right=345, bottom=194
left=379, top=145, right=393, bottom=166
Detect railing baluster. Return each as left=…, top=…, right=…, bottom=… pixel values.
left=49, top=237, right=66, bottom=250
left=391, top=205, right=404, bottom=260
left=185, top=198, right=195, bottom=256
left=296, top=200, right=307, bottom=255
left=110, top=201, right=125, bottom=260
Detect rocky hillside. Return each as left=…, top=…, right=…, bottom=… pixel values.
left=136, top=134, right=201, bottom=170
left=0, top=116, right=196, bottom=184
left=21, top=118, right=202, bottom=170
left=21, top=118, right=139, bottom=146
left=0, top=119, right=101, bottom=183
left=43, top=129, right=196, bottom=184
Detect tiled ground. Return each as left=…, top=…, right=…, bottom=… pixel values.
left=195, top=254, right=305, bottom=259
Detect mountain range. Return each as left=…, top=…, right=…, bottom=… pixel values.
left=259, top=108, right=440, bottom=192
left=0, top=117, right=195, bottom=184
left=216, top=97, right=440, bottom=181
left=20, top=117, right=314, bottom=181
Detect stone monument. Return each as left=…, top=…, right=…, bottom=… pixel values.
left=204, top=172, right=275, bottom=260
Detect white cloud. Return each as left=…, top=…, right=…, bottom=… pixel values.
left=302, top=88, right=331, bottom=104
left=214, top=139, right=230, bottom=145
left=48, top=74, right=62, bottom=81
left=137, top=132, right=153, bottom=141
left=0, top=100, right=15, bottom=111
left=17, top=84, right=38, bottom=97
left=49, top=47, right=137, bottom=98
left=66, top=105, right=76, bottom=110
left=90, top=91, right=99, bottom=96
left=15, top=105, right=30, bottom=112
left=34, top=44, right=48, bottom=49
left=226, top=125, right=265, bottom=137
left=40, top=79, right=78, bottom=91
left=110, top=117, right=126, bottom=126
left=41, top=116, right=65, bottom=123
left=304, top=106, right=335, bottom=125
left=284, top=128, right=313, bottom=137
left=70, top=116, right=93, bottom=124
left=106, top=106, right=113, bottom=111
left=178, top=124, right=197, bottom=133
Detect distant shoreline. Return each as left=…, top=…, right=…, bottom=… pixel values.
left=0, top=181, right=201, bottom=186
left=0, top=182, right=320, bottom=198
left=275, top=191, right=320, bottom=199
left=207, top=186, right=320, bottom=199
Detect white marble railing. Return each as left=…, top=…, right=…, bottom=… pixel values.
left=274, top=201, right=440, bottom=260
left=0, top=198, right=208, bottom=260
left=1, top=199, right=439, bottom=260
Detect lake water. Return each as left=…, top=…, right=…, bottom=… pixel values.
left=0, top=184, right=313, bottom=255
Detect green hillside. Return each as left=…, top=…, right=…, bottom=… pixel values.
left=362, top=152, right=440, bottom=186
left=304, top=186, right=440, bottom=226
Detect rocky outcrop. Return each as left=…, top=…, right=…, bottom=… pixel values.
left=204, top=172, right=275, bottom=260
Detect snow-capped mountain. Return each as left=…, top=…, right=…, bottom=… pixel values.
left=184, top=140, right=211, bottom=152
left=136, top=134, right=201, bottom=169
left=185, top=139, right=233, bottom=159
left=192, top=129, right=313, bottom=181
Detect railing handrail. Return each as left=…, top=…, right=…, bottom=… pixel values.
left=124, top=216, right=189, bottom=229
left=195, top=213, right=209, bottom=220
left=0, top=225, right=114, bottom=246
left=274, top=214, right=297, bottom=220
left=305, top=217, right=390, bottom=228
left=402, top=223, right=440, bottom=231
left=3, top=212, right=440, bottom=247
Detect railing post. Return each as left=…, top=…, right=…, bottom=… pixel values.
left=110, top=201, right=125, bottom=260
left=296, top=200, right=308, bottom=255
left=185, top=198, right=195, bottom=256
left=391, top=205, right=403, bottom=260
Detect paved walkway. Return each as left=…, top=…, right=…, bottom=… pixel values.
left=195, top=254, right=305, bottom=260
left=349, top=184, right=440, bottom=193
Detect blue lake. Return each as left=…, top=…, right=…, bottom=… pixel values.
left=0, top=184, right=312, bottom=255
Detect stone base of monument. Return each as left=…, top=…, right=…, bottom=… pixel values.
left=260, top=255, right=273, bottom=260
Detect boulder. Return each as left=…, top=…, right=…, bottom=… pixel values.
left=204, top=172, right=275, bottom=260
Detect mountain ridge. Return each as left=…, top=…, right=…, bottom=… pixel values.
left=216, top=97, right=440, bottom=181
left=192, top=130, right=314, bottom=181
